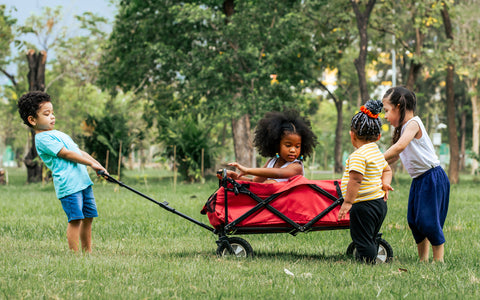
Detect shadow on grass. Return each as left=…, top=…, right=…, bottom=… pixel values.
left=165, top=248, right=353, bottom=263
left=161, top=249, right=421, bottom=266
left=254, top=250, right=351, bottom=262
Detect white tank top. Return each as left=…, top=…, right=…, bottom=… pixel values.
left=266, top=157, right=304, bottom=182
left=399, top=116, right=440, bottom=178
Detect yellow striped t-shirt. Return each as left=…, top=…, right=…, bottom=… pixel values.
left=341, top=142, right=387, bottom=203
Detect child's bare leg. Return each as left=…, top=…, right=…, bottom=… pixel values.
left=80, top=218, right=93, bottom=253
left=432, top=243, right=444, bottom=263
left=417, top=238, right=430, bottom=262
left=66, top=220, right=81, bottom=252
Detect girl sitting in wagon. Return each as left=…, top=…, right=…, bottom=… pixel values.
left=220, top=110, right=317, bottom=182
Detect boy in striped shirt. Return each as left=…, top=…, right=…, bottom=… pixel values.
left=338, top=100, right=393, bottom=263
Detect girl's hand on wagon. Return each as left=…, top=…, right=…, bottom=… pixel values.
left=228, top=162, right=249, bottom=177
left=338, top=202, right=352, bottom=221
left=216, top=169, right=240, bottom=180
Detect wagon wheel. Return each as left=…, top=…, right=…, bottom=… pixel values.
left=346, top=238, right=393, bottom=263
left=216, top=237, right=253, bottom=258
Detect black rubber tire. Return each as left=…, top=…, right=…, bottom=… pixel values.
left=216, top=237, right=253, bottom=258
left=346, top=238, right=393, bottom=263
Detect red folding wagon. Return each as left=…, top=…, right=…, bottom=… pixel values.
left=102, top=170, right=393, bottom=263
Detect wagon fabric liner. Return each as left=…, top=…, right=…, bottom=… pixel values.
left=201, top=175, right=349, bottom=234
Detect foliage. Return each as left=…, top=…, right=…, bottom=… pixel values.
left=160, top=113, right=217, bottom=182
left=82, top=104, right=132, bottom=175
left=23, top=6, right=67, bottom=52
left=454, top=0, right=480, bottom=80
left=98, top=0, right=325, bottom=126
left=48, top=12, right=109, bottom=90
left=370, top=0, right=445, bottom=86
left=3, top=1, right=480, bottom=174
left=0, top=5, right=16, bottom=67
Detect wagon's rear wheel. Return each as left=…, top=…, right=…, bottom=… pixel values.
left=346, top=238, right=393, bottom=263
left=216, top=237, right=253, bottom=258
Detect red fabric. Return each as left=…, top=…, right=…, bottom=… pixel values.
left=203, top=176, right=350, bottom=229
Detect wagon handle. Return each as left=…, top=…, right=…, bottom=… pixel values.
left=217, top=169, right=241, bottom=195
left=217, top=169, right=228, bottom=187
left=98, top=171, right=215, bottom=233
left=98, top=170, right=118, bottom=183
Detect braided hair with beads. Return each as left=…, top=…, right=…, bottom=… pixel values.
left=350, top=99, right=383, bottom=142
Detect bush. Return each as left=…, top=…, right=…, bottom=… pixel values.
left=82, top=113, right=132, bottom=175
left=160, top=114, right=217, bottom=182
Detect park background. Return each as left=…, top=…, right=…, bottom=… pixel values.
left=1, top=0, right=479, bottom=183
left=1, top=1, right=480, bottom=299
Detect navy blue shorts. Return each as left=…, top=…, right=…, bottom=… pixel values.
left=408, top=166, right=449, bottom=245
left=60, top=185, right=98, bottom=222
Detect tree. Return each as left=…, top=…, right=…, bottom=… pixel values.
left=0, top=4, right=18, bottom=86
left=455, top=0, right=480, bottom=175
left=19, top=6, right=67, bottom=182
left=369, top=0, right=463, bottom=180
left=304, top=0, right=356, bottom=173
left=99, top=0, right=322, bottom=168
left=22, top=49, right=47, bottom=183
left=371, top=0, right=444, bottom=91
left=441, top=1, right=459, bottom=183
left=221, top=0, right=253, bottom=168
left=350, top=0, right=376, bottom=103
left=0, top=5, right=25, bottom=168
left=47, top=12, right=112, bottom=137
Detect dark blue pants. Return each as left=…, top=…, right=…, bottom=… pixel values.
left=408, top=166, right=450, bottom=245
left=350, top=198, right=388, bottom=263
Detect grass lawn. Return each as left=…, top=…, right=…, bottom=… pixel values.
left=1, top=168, right=479, bottom=299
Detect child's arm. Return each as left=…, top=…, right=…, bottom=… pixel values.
left=216, top=160, right=271, bottom=182
left=381, top=164, right=394, bottom=200
left=228, top=161, right=303, bottom=183
left=385, top=154, right=400, bottom=165
left=79, top=150, right=103, bottom=168
left=338, top=170, right=363, bottom=220
left=383, top=120, right=420, bottom=162
left=57, top=148, right=108, bottom=175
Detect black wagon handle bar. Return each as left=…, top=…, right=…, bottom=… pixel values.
left=98, top=171, right=214, bottom=232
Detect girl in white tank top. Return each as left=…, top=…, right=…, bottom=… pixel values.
left=382, top=86, right=449, bottom=263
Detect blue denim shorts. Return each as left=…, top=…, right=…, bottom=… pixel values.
left=60, top=185, right=98, bottom=222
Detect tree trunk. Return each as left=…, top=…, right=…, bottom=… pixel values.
left=24, top=128, right=42, bottom=183
left=27, top=49, right=47, bottom=92
left=223, top=1, right=253, bottom=167
left=467, top=79, right=479, bottom=174
left=334, top=98, right=344, bottom=174
left=317, top=79, right=343, bottom=174
left=441, top=6, right=459, bottom=184
left=405, top=61, right=422, bottom=91
left=405, top=28, right=425, bottom=91
left=445, top=65, right=459, bottom=183
left=24, top=49, right=47, bottom=183
left=350, top=0, right=376, bottom=103
left=459, top=97, right=466, bottom=172
left=231, top=114, right=254, bottom=167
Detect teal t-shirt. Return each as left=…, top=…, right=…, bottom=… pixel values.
left=35, top=130, right=93, bottom=199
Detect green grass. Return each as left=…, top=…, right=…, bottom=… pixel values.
left=1, top=168, right=479, bottom=299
